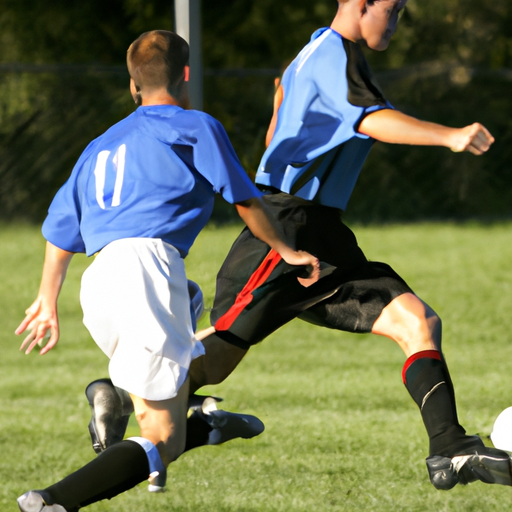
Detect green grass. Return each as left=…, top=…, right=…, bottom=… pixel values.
left=2, top=221, right=512, bottom=511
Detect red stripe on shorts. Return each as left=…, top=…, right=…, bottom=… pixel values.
left=402, top=349, right=441, bottom=384
left=214, top=249, right=282, bottom=331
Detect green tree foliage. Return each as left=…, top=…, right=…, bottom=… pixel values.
left=0, top=0, right=511, bottom=221
left=351, top=0, right=512, bottom=220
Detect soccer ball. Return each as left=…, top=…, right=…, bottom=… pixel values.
left=490, top=407, right=512, bottom=452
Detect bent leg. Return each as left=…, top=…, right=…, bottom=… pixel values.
left=130, top=377, right=189, bottom=466
left=189, top=328, right=248, bottom=393
left=31, top=383, right=189, bottom=510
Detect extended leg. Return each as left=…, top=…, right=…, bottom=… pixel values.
left=18, top=382, right=189, bottom=511
left=372, top=293, right=512, bottom=489
left=17, top=440, right=150, bottom=512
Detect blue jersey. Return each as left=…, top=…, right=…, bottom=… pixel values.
left=256, top=28, right=392, bottom=211
left=42, top=105, right=261, bottom=257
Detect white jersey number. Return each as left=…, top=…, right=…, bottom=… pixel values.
left=93, top=144, right=126, bottom=209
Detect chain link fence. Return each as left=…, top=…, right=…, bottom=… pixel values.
left=1, top=63, right=511, bottom=223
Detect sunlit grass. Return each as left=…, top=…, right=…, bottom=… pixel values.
left=1, top=221, right=512, bottom=511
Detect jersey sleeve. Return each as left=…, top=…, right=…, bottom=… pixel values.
left=342, top=39, right=393, bottom=127
left=181, top=113, right=262, bottom=204
left=311, top=35, right=393, bottom=135
left=343, top=40, right=389, bottom=108
left=41, top=156, right=86, bottom=253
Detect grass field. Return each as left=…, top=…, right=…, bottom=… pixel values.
left=2, top=221, right=512, bottom=511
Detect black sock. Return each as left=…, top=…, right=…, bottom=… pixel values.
left=45, top=440, right=150, bottom=509
left=185, top=412, right=212, bottom=451
left=402, top=350, right=473, bottom=457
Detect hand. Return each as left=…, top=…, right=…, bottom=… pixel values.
left=15, top=296, right=60, bottom=355
left=449, top=123, right=495, bottom=155
left=281, top=250, right=320, bottom=288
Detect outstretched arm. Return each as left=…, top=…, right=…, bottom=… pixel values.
left=235, top=197, right=320, bottom=286
left=358, top=109, right=494, bottom=155
left=15, top=241, right=74, bottom=355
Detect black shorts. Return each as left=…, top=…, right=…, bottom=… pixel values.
left=210, top=193, right=413, bottom=349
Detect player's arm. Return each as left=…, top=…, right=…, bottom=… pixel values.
left=358, top=109, right=494, bottom=155
left=235, top=197, right=320, bottom=286
left=265, top=79, right=284, bottom=148
left=15, top=241, right=74, bottom=355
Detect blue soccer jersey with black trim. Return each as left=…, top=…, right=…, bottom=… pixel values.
left=43, top=105, right=261, bottom=257
left=256, top=28, right=392, bottom=211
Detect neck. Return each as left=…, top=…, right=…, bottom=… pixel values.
left=141, top=94, right=180, bottom=107
left=330, top=3, right=362, bottom=43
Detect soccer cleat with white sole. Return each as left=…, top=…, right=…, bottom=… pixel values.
left=17, top=491, right=68, bottom=512
left=426, top=437, right=512, bottom=490
left=460, top=448, right=512, bottom=486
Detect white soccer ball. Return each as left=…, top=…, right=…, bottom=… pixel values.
left=490, top=407, right=512, bottom=452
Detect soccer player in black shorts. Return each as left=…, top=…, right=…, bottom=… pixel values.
left=189, top=0, right=512, bottom=490
left=87, top=0, right=512, bottom=491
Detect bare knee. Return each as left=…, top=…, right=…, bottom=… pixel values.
left=131, top=384, right=189, bottom=466
left=136, top=412, right=186, bottom=465
left=372, top=293, right=442, bottom=356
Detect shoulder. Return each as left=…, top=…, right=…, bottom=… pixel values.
left=175, top=109, right=222, bottom=128
left=291, top=28, right=348, bottom=81
left=306, top=28, right=347, bottom=58
left=169, top=108, right=220, bottom=130
left=117, top=106, right=219, bottom=145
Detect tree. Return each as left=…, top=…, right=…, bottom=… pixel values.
left=0, top=0, right=511, bottom=221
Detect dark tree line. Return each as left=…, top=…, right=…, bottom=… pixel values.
left=1, top=0, right=511, bottom=222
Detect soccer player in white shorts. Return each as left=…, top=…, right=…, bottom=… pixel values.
left=15, top=30, right=319, bottom=512
left=82, top=1, right=512, bottom=494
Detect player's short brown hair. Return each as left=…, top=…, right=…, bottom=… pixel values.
left=127, top=30, right=189, bottom=98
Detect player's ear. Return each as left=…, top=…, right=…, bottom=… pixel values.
left=184, top=65, right=190, bottom=82
left=129, top=78, right=142, bottom=105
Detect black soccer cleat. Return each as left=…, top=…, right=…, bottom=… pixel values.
left=198, top=396, right=265, bottom=445
left=17, top=490, right=71, bottom=512
left=426, top=436, right=512, bottom=490
left=85, top=379, right=264, bottom=453
left=85, top=378, right=132, bottom=454
left=458, top=447, right=512, bottom=486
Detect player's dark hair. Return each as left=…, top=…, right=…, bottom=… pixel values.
left=127, top=30, right=189, bottom=99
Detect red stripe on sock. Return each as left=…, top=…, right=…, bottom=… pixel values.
left=215, top=249, right=282, bottom=331
left=402, top=349, right=441, bottom=384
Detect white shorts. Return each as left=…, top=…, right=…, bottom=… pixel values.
left=80, top=238, right=205, bottom=401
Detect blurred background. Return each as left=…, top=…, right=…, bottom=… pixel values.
left=1, top=0, right=511, bottom=224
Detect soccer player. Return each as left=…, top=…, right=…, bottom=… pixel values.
left=85, top=0, right=512, bottom=492
left=187, top=0, right=512, bottom=490
left=15, top=30, right=319, bottom=512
